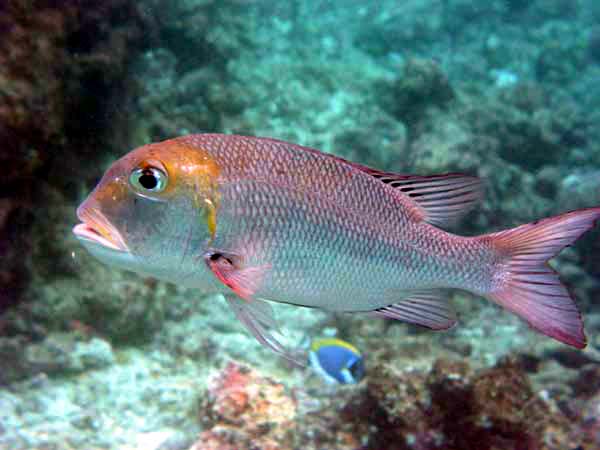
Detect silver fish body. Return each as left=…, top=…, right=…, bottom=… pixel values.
left=74, top=134, right=600, bottom=356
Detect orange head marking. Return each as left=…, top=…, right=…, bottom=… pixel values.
left=126, top=139, right=221, bottom=239
left=127, top=139, right=219, bottom=197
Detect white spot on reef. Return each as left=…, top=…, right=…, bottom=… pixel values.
left=490, top=69, right=519, bottom=88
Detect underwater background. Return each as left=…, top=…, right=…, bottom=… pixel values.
left=1, top=0, right=600, bottom=449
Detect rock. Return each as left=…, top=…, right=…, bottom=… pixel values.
left=70, top=337, right=115, bottom=371
left=0, top=0, right=154, bottom=312
left=0, top=332, right=114, bottom=383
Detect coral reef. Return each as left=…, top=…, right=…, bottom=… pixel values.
left=193, top=361, right=297, bottom=450
left=303, top=355, right=582, bottom=450
left=188, top=355, right=588, bottom=450
left=130, top=0, right=257, bottom=143
left=1, top=0, right=600, bottom=448
left=378, top=58, right=455, bottom=130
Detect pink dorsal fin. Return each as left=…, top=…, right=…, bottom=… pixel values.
left=265, top=136, right=483, bottom=227
left=373, top=172, right=483, bottom=227
left=340, top=159, right=483, bottom=227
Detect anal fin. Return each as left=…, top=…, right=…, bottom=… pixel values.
left=373, top=290, right=457, bottom=330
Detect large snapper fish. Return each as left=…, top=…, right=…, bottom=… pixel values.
left=74, top=134, right=599, bottom=356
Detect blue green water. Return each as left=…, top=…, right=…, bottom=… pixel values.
left=1, top=1, right=599, bottom=448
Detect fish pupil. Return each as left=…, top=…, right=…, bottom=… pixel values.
left=139, top=170, right=158, bottom=190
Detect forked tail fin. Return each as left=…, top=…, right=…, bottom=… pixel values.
left=485, top=207, right=600, bottom=349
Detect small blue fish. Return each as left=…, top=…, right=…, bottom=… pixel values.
left=308, top=338, right=365, bottom=384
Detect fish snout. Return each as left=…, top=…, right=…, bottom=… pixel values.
left=73, top=200, right=129, bottom=252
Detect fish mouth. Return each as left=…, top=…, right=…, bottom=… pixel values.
left=73, top=207, right=128, bottom=252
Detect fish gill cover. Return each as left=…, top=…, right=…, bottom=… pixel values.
left=0, top=0, right=600, bottom=449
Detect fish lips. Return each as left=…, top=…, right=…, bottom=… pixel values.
left=73, top=207, right=129, bottom=253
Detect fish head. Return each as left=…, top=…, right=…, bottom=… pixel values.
left=73, top=139, right=220, bottom=282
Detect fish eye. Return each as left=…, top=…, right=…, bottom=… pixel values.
left=129, top=165, right=168, bottom=193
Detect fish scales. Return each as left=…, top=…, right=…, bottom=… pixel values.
left=185, top=134, right=493, bottom=310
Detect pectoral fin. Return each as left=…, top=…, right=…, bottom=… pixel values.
left=225, top=295, right=302, bottom=365
left=204, top=251, right=271, bottom=300
left=205, top=251, right=301, bottom=363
